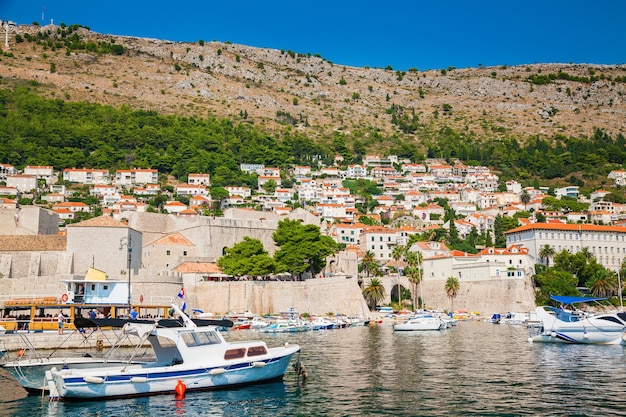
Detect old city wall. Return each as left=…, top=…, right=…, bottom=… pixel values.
left=185, top=275, right=371, bottom=317
left=419, top=278, right=536, bottom=314
left=130, top=212, right=280, bottom=260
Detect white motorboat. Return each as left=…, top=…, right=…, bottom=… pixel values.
left=48, top=304, right=301, bottom=400
left=529, top=295, right=626, bottom=345
left=259, top=319, right=311, bottom=333
left=393, top=314, right=446, bottom=331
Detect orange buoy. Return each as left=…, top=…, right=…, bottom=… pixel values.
left=17, top=348, right=25, bottom=357
left=175, top=380, right=186, bottom=399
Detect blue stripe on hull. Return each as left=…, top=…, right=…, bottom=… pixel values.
left=59, top=353, right=296, bottom=400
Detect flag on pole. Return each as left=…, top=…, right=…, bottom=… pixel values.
left=177, top=287, right=186, bottom=311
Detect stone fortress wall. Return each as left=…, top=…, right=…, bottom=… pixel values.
left=0, top=207, right=536, bottom=315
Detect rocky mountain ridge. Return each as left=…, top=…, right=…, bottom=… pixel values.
left=2, top=24, right=626, bottom=144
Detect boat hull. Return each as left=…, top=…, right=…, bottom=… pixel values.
left=2, top=357, right=135, bottom=392
left=53, top=346, right=300, bottom=400
left=393, top=319, right=445, bottom=331
left=529, top=306, right=626, bottom=345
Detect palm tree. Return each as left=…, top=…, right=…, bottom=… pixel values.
left=391, top=245, right=405, bottom=304
left=520, top=189, right=531, bottom=211
left=359, top=250, right=377, bottom=279
left=586, top=269, right=617, bottom=298
left=538, top=244, right=556, bottom=268
left=445, top=277, right=460, bottom=311
left=405, top=250, right=423, bottom=309
left=362, top=277, right=386, bottom=311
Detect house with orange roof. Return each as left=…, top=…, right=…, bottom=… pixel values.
left=293, top=165, right=311, bottom=179
left=257, top=175, right=281, bottom=191
left=0, top=163, right=17, bottom=181
left=424, top=244, right=531, bottom=284
left=24, top=165, right=54, bottom=182
left=53, top=207, right=74, bottom=222
left=565, top=212, right=588, bottom=223
left=345, top=164, right=366, bottom=178
left=189, top=195, right=211, bottom=209
left=6, top=174, right=37, bottom=192
left=178, top=208, right=199, bottom=217
left=115, top=168, right=158, bottom=186
left=143, top=232, right=196, bottom=270
left=360, top=226, right=399, bottom=261
left=330, top=222, right=368, bottom=245
left=43, top=192, right=65, bottom=204
left=54, top=201, right=90, bottom=213
left=90, top=184, right=117, bottom=197
left=588, top=210, right=616, bottom=225
left=163, top=200, right=188, bottom=214
left=274, top=206, right=292, bottom=216
left=63, top=168, right=111, bottom=184
left=505, top=222, right=626, bottom=271
left=412, top=204, right=445, bottom=224
left=225, top=186, right=251, bottom=199
left=176, top=183, right=209, bottom=196
left=408, top=241, right=450, bottom=260
left=375, top=194, right=394, bottom=207
left=315, top=203, right=347, bottom=222
left=188, top=173, right=211, bottom=186
left=133, top=183, right=161, bottom=196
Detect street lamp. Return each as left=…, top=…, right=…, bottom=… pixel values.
left=119, top=235, right=132, bottom=311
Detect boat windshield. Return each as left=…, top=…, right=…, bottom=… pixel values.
left=181, top=331, right=222, bottom=347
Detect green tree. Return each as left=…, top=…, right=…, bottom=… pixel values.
left=404, top=250, right=423, bottom=309
left=217, top=237, right=278, bottom=276
left=445, top=276, right=460, bottom=311
left=538, top=244, right=556, bottom=268
left=261, top=179, right=278, bottom=194
left=362, top=278, right=386, bottom=311
left=586, top=269, right=617, bottom=298
left=533, top=269, right=579, bottom=306
left=359, top=250, right=379, bottom=279
left=209, top=186, right=229, bottom=214
left=272, top=219, right=337, bottom=279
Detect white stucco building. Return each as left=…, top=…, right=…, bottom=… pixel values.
left=505, top=223, right=626, bottom=271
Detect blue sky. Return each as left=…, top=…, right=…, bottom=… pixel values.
left=2, top=1, right=625, bottom=71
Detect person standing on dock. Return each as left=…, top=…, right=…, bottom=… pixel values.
left=57, top=311, right=65, bottom=335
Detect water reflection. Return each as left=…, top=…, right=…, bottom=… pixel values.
left=5, top=322, right=626, bottom=416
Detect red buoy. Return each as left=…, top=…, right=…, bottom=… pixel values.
left=175, top=380, right=186, bottom=399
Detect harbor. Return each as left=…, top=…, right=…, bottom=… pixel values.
left=3, top=321, right=626, bottom=416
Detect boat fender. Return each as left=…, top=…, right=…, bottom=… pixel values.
left=175, top=380, right=186, bottom=399
left=252, top=361, right=266, bottom=368
left=583, top=332, right=589, bottom=339
left=83, top=376, right=104, bottom=384
left=209, top=368, right=226, bottom=375
left=17, top=348, right=25, bottom=357
left=130, top=376, right=148, bottom=383
left=550, top=332, right=557, bottom=338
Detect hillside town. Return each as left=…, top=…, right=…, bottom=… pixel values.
left=1, top=156, right=626, bottom=314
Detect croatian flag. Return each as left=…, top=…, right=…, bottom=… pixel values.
left=177, top=287, right=186, bottom=311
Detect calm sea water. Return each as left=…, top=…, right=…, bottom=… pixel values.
left=3, top=321, right=626, bottom=416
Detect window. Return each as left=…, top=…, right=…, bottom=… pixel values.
left=247, top=346, right=268, bottom=357
left=182, top=331, right=222, bottom=347
left=166, top=250, right=171, bottom=256
left=183, top=251, right=187, bottom=256
left=224, top=348, right=246, bottom=360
